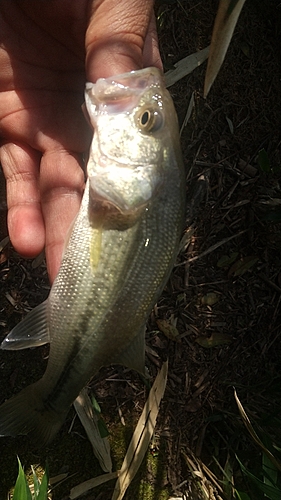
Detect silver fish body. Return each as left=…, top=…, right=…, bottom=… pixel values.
left=0, top=67, right=185, bottom=445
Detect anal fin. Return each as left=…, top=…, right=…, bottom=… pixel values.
left=111, top=326, right=146, bottom=376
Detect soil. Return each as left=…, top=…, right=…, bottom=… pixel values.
left=0, top=1, right=280, bottom=499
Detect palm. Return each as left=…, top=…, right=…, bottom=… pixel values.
left=0, top=1, right=92, bottom=281
left=0, top=0, right=91, bottom=153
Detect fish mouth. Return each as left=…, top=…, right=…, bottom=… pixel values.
left=88, top=189, right=147, bottom=230
left=85, top=68, right=164, bottom=116
left=89, top=163, right=159, bottom=209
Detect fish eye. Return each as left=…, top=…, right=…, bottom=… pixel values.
left=137, top=107, right=164, bottom=133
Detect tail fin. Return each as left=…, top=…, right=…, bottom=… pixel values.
left=0, top=382, right=67, bottom=446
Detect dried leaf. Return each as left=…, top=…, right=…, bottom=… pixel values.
left=217, top=252, right=239, bottom=268
left=237, top=159, right=257, bottom=177
left=0, top=248, right=8, bottom=264
left=165, top=47, right=209, bottom=87
left=179, top=226, right=195, bottom=252
left=201, top=292, right=220, bottom=306
left=69, top=472, right=118, bottom=499
left=195, top=333, right=232, bottom=348
left=258, top=148, right=271, bottom=173
left=49, top=473, right=69, bottom=486
left=240, top=41, right=251, bottom=58
left=187, top=230, right=246, bottom=263
left=234, top=389, right=281, bottom=472
left=157, top=319, right=180, bottom=342
left=204, top=0, right=247, bottom=97
left=74, top=388, right=112, bottom=473
left=112, top=361, right=168, bottom=500
left=180, top=92, right=195, bottom=134
left=226, top=115, right=234, bottom=134
left=228, top=256, right=258, bottom=277
left=185, top=399, right=202, bottom=413
left=0, top=240, right=9, bottom=263
left=31, top=251, right=46, bottom=269
left=0, top=235, right=9, bottom=251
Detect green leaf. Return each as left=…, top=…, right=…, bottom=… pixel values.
left=223, top=456, right=233, bottom=497
left=217, top=252, right=239, bottom=268
left=236, top=455, right=281, bottom=500
left=228, top=256, right=258, bottom=277
left=31, top=465, right=40, bottom=497
left=235, top=490, right=251, bottom=500
left=240, top=41, right=250, bottom=58
left=262, top=452, right=278, bottom=489
left=37, top=465, right=49, bottom=500
left=91, top=395, right=102, bottom=415
left=201, top=292, right=220, bottom=305
left=13, top=458, right=32, bottom=500
left=258, top=148, right=271, bottom=173
left=157, top=318, right=180, bottom=342
left=97, top=417, right=110, bottom=439
left=195, top=332, right=232, bottom=348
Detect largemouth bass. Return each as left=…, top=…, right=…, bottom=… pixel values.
left=0, top=67, right=185, bottom=446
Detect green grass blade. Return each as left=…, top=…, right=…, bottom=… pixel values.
left=236, top=455, right=281, bottom=500
left=234, top=491, right=251, bottom=500
left=262, top=452, right=278, bottom=488
left=222, top=456, right=233, bottom=498
left=37, top=468, right=49, bottom=500
left=12, top=458, right=32, bottom=500
left=91, top=394, right=101, bottom=415
left=31, top=465, right=40, bottom=497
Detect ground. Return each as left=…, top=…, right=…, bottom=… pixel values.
left=0, top=1, right=280, bottom=499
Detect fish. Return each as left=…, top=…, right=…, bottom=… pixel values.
left=0, top=67, right=185, bottom=446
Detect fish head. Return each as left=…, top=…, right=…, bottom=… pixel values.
left=85, top=68, right=180, bottom=226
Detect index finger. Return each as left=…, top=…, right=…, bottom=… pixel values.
left=85, top=0, right=161, bottom=81
left=40, top=148, right=85, bottom=283
left=0, top=141, right=45, bottom=257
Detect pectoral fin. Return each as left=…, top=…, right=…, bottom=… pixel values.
left=1, top=299, right=50, bottom=350
left=111, top=327, right=146, bottom=375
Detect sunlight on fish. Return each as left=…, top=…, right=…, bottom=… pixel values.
left=0, top=67, right=185, bottom=446
left=90, top=227, right=103, bottom=272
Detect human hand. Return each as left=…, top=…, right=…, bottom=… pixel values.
left=0, top=0, right=161, bottom=283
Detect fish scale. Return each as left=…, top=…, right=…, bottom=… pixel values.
left=0, top=67, right=185, bottom=446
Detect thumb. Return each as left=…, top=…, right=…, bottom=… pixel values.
left=85, top=0, right=161, bottom=81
